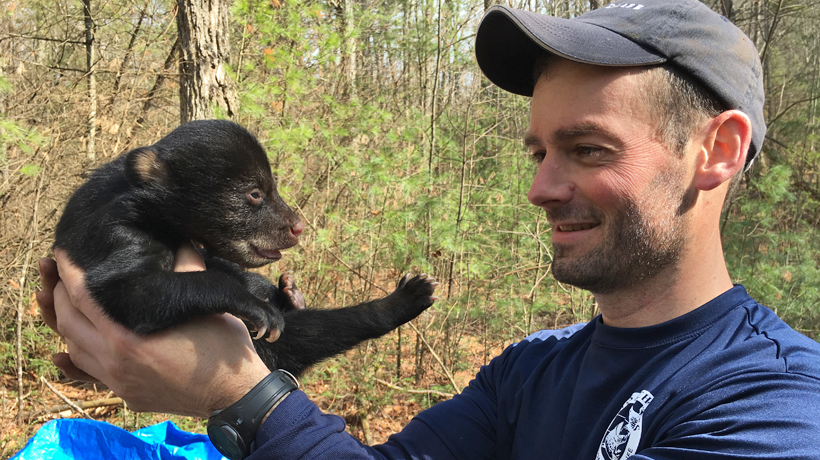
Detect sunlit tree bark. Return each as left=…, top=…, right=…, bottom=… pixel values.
left=177, top=0, right=238, bottom=123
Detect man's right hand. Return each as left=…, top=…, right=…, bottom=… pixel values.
left=36, top=244, right=272, bottom=418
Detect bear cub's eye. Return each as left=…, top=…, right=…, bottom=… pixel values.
left=246, top=189, right=264, bottom=205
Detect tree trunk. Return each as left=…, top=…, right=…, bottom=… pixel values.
left=176, top=0, right=238, bottom=123
left=343, top=0, right=357, bottom=99
left=720, top=0, right=733, bottom=20
left=83, top=0, right=97, bottom=161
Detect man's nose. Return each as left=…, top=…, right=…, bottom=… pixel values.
left=527, top=157, right=574, bottom=208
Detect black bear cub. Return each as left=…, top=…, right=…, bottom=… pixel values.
left=54, top=120, right=437, bottom=377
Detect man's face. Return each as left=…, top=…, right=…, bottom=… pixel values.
left=526, top=60, right=695, bottom=294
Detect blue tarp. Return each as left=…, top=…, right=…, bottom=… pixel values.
left=11, top=419, right=226, bottom=460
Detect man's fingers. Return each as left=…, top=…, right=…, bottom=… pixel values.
left=52, top=280, right=106, bottom=356
left=49, top=250, right=111, bottom=384
left=53, top=249, right=119, bottom=331
left=38, top=257, right=60, bottom=332
left=174, top=241, right=206, bottom=272
left=38, top=289, right=59, bottom=335
left=53, top=352, right=102, bottom=383
left=63, top=336, right=109, bottom=384
left=38, top=257, right=59, bottom=292
left=53, top=249, right=93, bottom=310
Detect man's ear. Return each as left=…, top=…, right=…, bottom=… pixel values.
left=125, top=147, right=169, bottom=186
left=693, top=110, right=751, bottom=191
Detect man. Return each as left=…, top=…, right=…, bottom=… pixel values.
left=38, top=0, right=820, bottom=459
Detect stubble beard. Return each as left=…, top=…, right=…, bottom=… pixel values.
left=549, top=169, right=691, bottom=295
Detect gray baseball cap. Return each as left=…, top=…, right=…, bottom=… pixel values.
left=475, top=0, right=766, bottom=168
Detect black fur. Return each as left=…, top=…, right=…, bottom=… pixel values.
left=54, top=120, right=436, bottom=377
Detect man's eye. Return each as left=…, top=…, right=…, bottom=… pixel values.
left=575, top=145, right=603, bottom=157
left=529, top=150, right=546, bottom=164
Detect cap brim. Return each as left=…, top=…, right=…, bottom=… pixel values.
left=475, top=5, right=666, bottom=96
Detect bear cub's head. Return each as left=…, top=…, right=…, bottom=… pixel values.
left=124, top=119, right=303, bottom=268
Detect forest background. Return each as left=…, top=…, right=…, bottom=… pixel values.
left=1, top=0, right=819, bottom=456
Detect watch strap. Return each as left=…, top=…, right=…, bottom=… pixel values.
left=207, top=369, right=299, bottom=460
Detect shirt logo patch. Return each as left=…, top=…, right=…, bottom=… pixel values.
left=595, top=390, right=654, bottom=460
left=605, top=3, right=645, bottom=9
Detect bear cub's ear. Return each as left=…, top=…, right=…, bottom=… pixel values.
left=125, top=147, right=169, bottom=186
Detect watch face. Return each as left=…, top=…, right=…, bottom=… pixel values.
left=208, top=423, right=245, bottom=460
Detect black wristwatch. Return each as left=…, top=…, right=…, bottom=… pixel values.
left=207, top=370, right=299, bottom=460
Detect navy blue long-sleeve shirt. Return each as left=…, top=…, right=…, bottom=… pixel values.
left=250, top=286, right=820, bottom=459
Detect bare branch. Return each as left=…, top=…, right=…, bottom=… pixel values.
left=40, top=377, right=94, bottom=420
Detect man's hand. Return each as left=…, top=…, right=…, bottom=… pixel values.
left=37, top=244, right=271, bottom=418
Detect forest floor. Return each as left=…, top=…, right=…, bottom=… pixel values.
left=0, top=332, right=507, bottom=459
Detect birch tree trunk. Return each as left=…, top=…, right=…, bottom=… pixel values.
left=177, top=0, right=238, bottom=123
